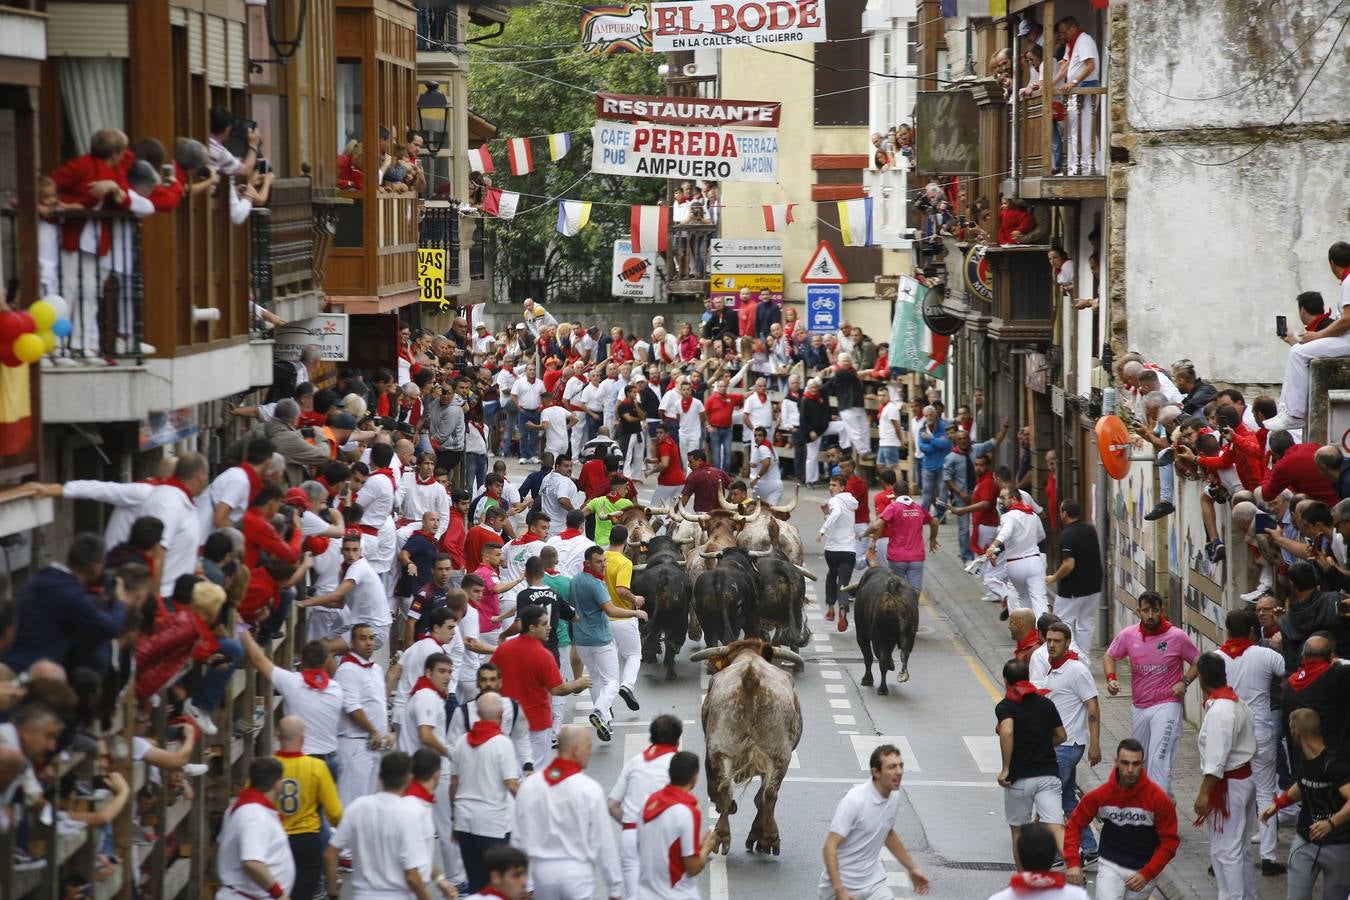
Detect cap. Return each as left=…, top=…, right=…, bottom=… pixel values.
left=330, top=412, right=357, bottom=430
left=632, top=373, right=647, bottom=383
left=283, top=487, right=312, bottom=511
left=1017, top=18, right=1034, bottom=36
left=515, top=322, right=527, bottom=330
left=476, top=322, right=489, bottom=330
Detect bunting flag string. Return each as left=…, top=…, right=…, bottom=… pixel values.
left=762, top=203, right=794, bottom=232
left=556, top=200, right=592, bottom=236
left=507, top=137, right=534, bottom=176
left=480, top=187, right=520, bottom=220
left=468, top=146, right=495, bottom=174
left=630, top=204, right=668, bottom=253
left=548, top=132, right=573, bottom=161
left=837, top=197, right=874, bottom=247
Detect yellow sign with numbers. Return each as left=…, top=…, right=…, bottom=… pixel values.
left=418, top=248, right=447, bottom=308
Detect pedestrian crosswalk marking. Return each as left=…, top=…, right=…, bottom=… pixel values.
left=824, top=684, right=846, bottom=694
left=821, top=669, right=843, bottom=680
left=829, top=698, right=852, bottom=709
left=818, top=659, right=839, bottom=667
left=576, top=699, right=593, bottom=711
left=623, top=732, right=646, bottom=760
left=850, top=735, right=920, bottom=772
left=833, top=714, right=856, bottom=725
left=790, top=751, right=801, bottom=770
left=963, top=736, right=1003, bottom=774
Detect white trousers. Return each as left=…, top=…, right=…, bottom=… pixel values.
left=1053, top=592, right=1097, bottom=657
left=1130, top=702, right=1182, bottom=797
left=335, top=735, right=380, bottom=807
left=679, top=435, right=701, bottom=471
left=805, top=437, right=823, bottom=483
left=619, top=827, right=639, bottom=899
left=853, top=523, right=870, bottom=571
left=1207, top=775, right=1256, bottom=900
left=529, top=728, right=553, bottom=771
left=1006, top=555, right=1048, bottom=619
left=650, top=484, right=683, bottom=509
left=576, top=643, right=620, bottom=726
left=839, top=408, right=869, bottom=455
left=816, top=878, right=893, bottom=899
left=435, top=775, right=466, bottom=883
left=1281, top=334, right=1350, bottom=420
left=529, top=858, right=594, bottom=900
left=752, top=478, right=783, bottom=505
left=624, top=431, right=649, bottom=482
left=610, top=618, right=642, bottom=691
left=570, top=420, right=588, bottom=460
left=826, top=419, right=852, bottom=450
left=978, top=525, right=1011, bottom=601
left=1252, top=727, right=1279, bottom=862
left=551, top=649, right=574, bottom=738
left=1095, top=857, right=1153, bottom=900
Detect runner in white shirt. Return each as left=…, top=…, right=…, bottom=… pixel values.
left=454, top=581, right=493, bottom=702
left=325, top=753, right=434, bottom=900
left=539, top=459, right=580, bottom=536
left=988, top=823, right=1088, bottom=900
left=332, top=624, right=393, bottom=806
left=398, top=652, right=456, bottom=876
left=636, top=750, right=716, bottom=900
left=403, top=748, right=462, bottom=896
left=510, top=725, right=622, bottom=900
left=598, top=368, right=622, bottom=435
left=669, top=382, right=706, bottom=470
left=984, top=487, right=1049, bottom=619
left=500, top=513, right=550, bottom=616
left=748, top=426, right=784, bottom=505
left=536, top=397, right=575, bottom=459
left=1195, top=652, right=1258, bottom=900
left=563, top=373, right=590, bottom=460
left=299, top=536, right=394, bottom=666
left=199, top=443, right=273, bottom=534
left=877, top=398, right=906, bottom=468
left=511, top=371, right=546, bottom=463
left=447, top=670, right=533, bottom=776
left=242, top=631, right=345, bottom=760
left=608, top=715, right=683, bottom=897
left=215, top=758, right=295, bottom=900
left=1033, top=623, right=1101, bottom=863
left=43, top=475, right=161, bottom=548
left=546, top=509, right=592, bottom=576
left=819, top=743, right=929, bottom=899
left=140, top=454, right=209, bottom=597
left=742, top=378, right=776, bottom=457
left=400, top=453, right=450, bottom=537
left=450, top=694, right=521, bottom=892
left=389, top=608, right=457, bottom=724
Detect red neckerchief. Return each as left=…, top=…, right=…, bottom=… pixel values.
left=1004, top=502, right=1036, bottom=516
left=512, top=532, right=544, bottom=546
left=542, top=757, right=584, bottom=785
left=231, top=787, right=281, bottom=821
left=1140, top=617, right=1172, bottom=638
left=680, top=396, right=693, bottom=412
left=351, top=523, right=380, bottom=536
left=415, top=474, right=436, bottom=486
left=1014, top=632, right=1042, bottom=657
left=404, top=781, right=435, bottom=804
left=317, top=475, right=340, bottom=498
left=339, top=557, right=358, bottom=580
left=301, top=668, right=331, bottom=690
left=1008, top=871, right=1067, bottom=892
left=805, top=387, right=820, bottom=399
left=275, top=750, right=304, bottom=758
left=238, top=464, right=264, bottom=503
left=558, top=528, right=583, bottom=540
left=643, top=743, right=679, bottom=762
left=372, top=467, right=397, bottom=490
left=467, top=720, right=503, bottom=747
left=642, top=784, right=701, bottom=886
left=1205, top=686, right=1239, bottom=705
left=1219, top=638, right=1255, bottom=659
left=759, top=441, right=773, bottom=451
left=1262, top=623, right=1279, bottom=639
left=1289, top=659, right=1332, bottom=691
left=1307, top=313, right=1331, bottom=331
left=585, top=570, right=607, bottom=584
left=341, top=653, right=374, bottom=669
left=413, top=674, right=447, bottom=700
left=1048, top=650, right=1080, bottom=671
left=1005, top=680, right=1050, bottom=703
left=163, top=476, right=195, bottom=503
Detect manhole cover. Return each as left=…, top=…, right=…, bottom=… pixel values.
left=939, top=861, right=1016, bottom=872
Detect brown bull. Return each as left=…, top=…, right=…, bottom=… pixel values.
left=620, top=502, right=672, bottom=563
left=721, top=486, right=805, bottom=565
left=691, top=639, right=804, bottom=856
left=676, top=507, right=747, bottom=643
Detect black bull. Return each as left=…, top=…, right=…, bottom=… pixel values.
left=632, top=536, right=692, bottom=679
left=693, top=547, right=811, bottom=650
left=848, top=567, right=920, bottom=694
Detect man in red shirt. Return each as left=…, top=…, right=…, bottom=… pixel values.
left=440, top=489, right=471, bottom=578
left=703, top=376, right=745, bottom=473
left=491, top=604, right=590, bottom=770
left=465, top=505, right=508, bottom=572
left=647, top=422, right=686, bottom=509
left=242, top=485, right=304, bottom=570
left=840, top=458, right=870, bottom=570
left=870, top=469, right=898, bottom=562
left=1259, top=433, right=1339, bottom=507
left=681, top=450, right=732, bottom=514
left=950, top=455, right=1009, bottom=609
left=578, top=454, right=616, bottom=504
left=736, top=287, right=758, bottom=338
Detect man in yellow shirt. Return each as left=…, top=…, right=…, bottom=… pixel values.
left=604, top=525, right=646, bottom=713
left=274, top=715, right=343, bottom=900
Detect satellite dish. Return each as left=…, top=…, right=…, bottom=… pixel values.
left=1095, top=415, right=1132, bottom=480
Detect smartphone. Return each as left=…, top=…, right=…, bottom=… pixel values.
left=1254, top=512, right=1276, bottom=533
left=161, top=164, right=175, bottom=181
left=1276, top=315, right=1288, bottom=338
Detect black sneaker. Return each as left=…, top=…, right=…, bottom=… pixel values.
left=1206, top=539, right=1226, bottom=563
left=618, top=685, right=640, bottom=711
left=1156, top=447, right=1174, bottom=467
left=589, top=711, right=612, bottom=742
left=1260, top=859, right=1287, bottom=876
left=1081, top=850, right=1099, bottom=866
left=1144, top=501, right=1175, bottom=521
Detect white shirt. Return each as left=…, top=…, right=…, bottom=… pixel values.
left=450, top=733, right=517, bottom=837
left=994, top=508, right=1046, bottom=558
left=677, top=398, right=705, bottom=444
left=466, top=420, right=488, bottom=456
left=878, top=402, right=904, bottom=448
left=399, top=683, right=449, bottom=772
left=357, top=468, right=400, bottom=525
left=501, top=535, right=546, bottom=610
left=547, top=532, right=592, bottom=577
left=820, top=493, right=860, bottom=553
left=1198, top=696, right=1257, bottom=779
left=394, top=635, right=451, bottom=717
left=457, top=603, right=486, bottom=686
left=215, top=799, right=295, bottom=900
left=447, top=694, right=532, bottom=773
left=494, top=367, right=518, bottom=398
left=510, top=769, right=622, bottom=895
left=1065, top=29, right=1100, bottom=85
left=779, top=395, right=800, bottom=430
left=751, top=443, right=781, bottom=491
left=199, top=465, right=254, bottom=536
left=400, top=476, right=450, bottom=537
left=341, top=557, right=392, bottom=629
left=598, top=378, right=621, bottom=415
left=562, top=375, right=587, bottom=410
left=140, top=482, right=202, bottom=597
left=330, top=791, right=432, bottom=900
left=539, top=406, right=572, bottom=457
left=310, top=537, right=343, bottom=597
left=608, top=746, right=675, bottom=825
left=539, top=472, right=579, bottom=534
left=909, top=417, right=925, bottom=461
left=271, top=667, right=345, bottom=756
left=817, top=780, right=900, bottom=892
left=1035, top=656, right=1097, bottom=746
left=400, top=792, right=438, bottom=889
left=511, top=376, right=545, bottom=411
left=1220, top=645, right=1285, bottom=734
left=582, top=381, right=605, bottom=414
left=61, top=479, right=156, bottom=548
left=658, top=388, right=682, bottom=421
left=1027, top=638, right=1084, bottom=683
left=334, top=653, right=387, bottom=738
left=636, top=796, right=699, bottom=899
left=743, top=392, right=775, bottom=430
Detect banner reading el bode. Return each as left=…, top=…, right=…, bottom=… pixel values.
left=591, top=122, right=779, bottom=182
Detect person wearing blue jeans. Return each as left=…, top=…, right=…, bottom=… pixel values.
left=1041, top=623, right=1101, bottom=859
left=518, top=406, right=541, bottom=460
left=191, top=637, right=242, bottom=714
left=887, top=560, right=924, bottom=592
left=915, top=407, right=950, bottom=514
left=498, top=397, right=518, bottom=456
left=710, top=426, right=733, bottom=473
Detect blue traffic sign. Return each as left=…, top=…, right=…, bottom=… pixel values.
left=806, top=284, right=841, bottom=334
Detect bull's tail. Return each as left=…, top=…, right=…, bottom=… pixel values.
left=729, top=745, right=783, bottom=788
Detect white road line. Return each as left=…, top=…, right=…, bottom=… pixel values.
left=821, top=670, right=843, bottom=680
left=824, top=684, right=846, bottom=695
left=833, top=714, right=856, bottom=725
left=818, top=659, right=839, bottom=667
left=623, top=733, right=646, bottom=760
left=572, top=718, right=696, bottom=727
left=850, top=735, right=921, bottom=772
left=790, top=751, right=801, bottom=770
left=829, top=698, right=852, bottom=709
left=964, top=735, right=1004, bottom=774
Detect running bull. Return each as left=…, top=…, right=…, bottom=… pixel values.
left=845, top=567, right=920, bottom=695
left=693, top=546, right=761, bottom=647
left=690, top=639, right=804, bottom=856
left=746, top=546, right=813, bottom=652
left=631, top=536, right=692, bottom=680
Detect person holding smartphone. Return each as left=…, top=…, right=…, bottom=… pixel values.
left=1266, top=242, right=1350, bottom=432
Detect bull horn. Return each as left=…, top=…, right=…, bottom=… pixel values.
left=794, top=565, right=819, bottom=581
left=769, top=484, right=800, bottom=515
left=771, top=647, right=806, bottom=667
left=699, top=550, right=723, bottom=559
left=840, top=580, right=863, bottom=594
left=688, top=647, right=726, bottom=662
left=717, top=487, right=739, bottom=512
left=747, top=549, right=771, bottom=557
left=632, top=564, right=648, bottom=571
left=734, top=513, right=753, bottom=523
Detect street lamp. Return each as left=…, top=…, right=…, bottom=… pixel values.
left=245, top=0, right=307, bottom=66
left=417, top=82, right=451, bottom=155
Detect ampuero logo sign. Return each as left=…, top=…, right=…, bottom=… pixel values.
left=581, top=5, right=653, bottom=55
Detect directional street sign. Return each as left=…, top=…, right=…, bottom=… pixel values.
left=709, top=273, right=785, bottom=293
left=709, top=255, right=782, bottom=275
left=708, top=238, right=782, bottom=256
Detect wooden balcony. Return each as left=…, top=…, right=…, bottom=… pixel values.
left=249, top=178, right=323, bottom=324
left=667, top=223, right=716, bottom=297
left=985, top=244, right=1054, bottom=343
left=1014, top=86, right=1106, bottom=200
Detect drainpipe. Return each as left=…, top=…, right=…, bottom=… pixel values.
left=1008, top=22, right=1020, bottom=195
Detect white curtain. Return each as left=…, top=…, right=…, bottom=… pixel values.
left=59, top=58, right=125, bottom=156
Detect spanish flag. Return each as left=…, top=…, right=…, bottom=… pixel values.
left=556, top=200, right=592, bottom=237
left=0, top=365, right=32, bottom=456
left=837, top=197, right=874, bottom=247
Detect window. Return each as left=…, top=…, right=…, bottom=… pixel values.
left=337, top=60, right=363, bottom=192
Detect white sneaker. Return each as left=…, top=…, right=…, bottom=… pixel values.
left=1262, top=412, right=1305, bottom=432
left=183, top=763, right=210, bottom=777
left=1241, top=587, right=1269, bottom=602
left=183, top=699, right=219, bottom=736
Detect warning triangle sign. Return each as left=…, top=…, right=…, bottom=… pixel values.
left=800, top=240, right=847, bottom=284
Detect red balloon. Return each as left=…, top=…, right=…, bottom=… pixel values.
left=0, top=346, right=21, bottom=367
left=13, top=311, right=36, bottom=334
left=0, top=312, right=23, bottom=344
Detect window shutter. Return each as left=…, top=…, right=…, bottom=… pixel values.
left=206, top=15, right=226, bottom=86
left=188, top=10, right=204, bottom=75
left=227, top=19, right=246, bottom=88
left=47, top=2, right=129, bottom=57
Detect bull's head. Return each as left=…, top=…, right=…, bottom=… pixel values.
left=688, top=639, right=805, bottom=672
left=746, top=548, right=818, bottom=581
left=716, top=487, right=755, bottom=523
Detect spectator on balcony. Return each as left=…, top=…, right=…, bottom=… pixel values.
left=997, top=197, right=1036, bottom=246
left=380, top=141, right=411, bottom=194
left=704, top=181, right=721, bottom=223
left=753, top=289, right=781, bottom=339
left=736, top=287, right=759, bottom=339
left=265, top=398, right=340, bottom=484
left=1056, top=16, right=1101, bottom=177
left=1049, top=246, right=1075, bottom=301
left=523, top=299, right=557, bottom=339
left=1170, top=360, right=1218, bottom=418
left=677, top=323, right=700, bottom=363
left=338, top=139, right=365, bottom=191
left=702, top=296, right=736, bottom=344
left=1266, top=242, right=1350, bottom=432
left=207, top=106, right=260, bottom=181
left=404, top=129, right=427, bottom=195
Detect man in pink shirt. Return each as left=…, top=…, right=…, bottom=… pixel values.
left=864, top=480, right=940, bottom=592
left=1103, top=590, right=1200, bottom=796
left=474, top=542, right=526, bottom=648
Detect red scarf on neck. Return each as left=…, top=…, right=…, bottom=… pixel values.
left=1005, top=680, right=1050, bottom=703
left=1289, top=659, right=1332, bottom=691
left=238, top=464, right=264, bottom=503
left=467, top=720, right=503, bottom=747
left=341, top=653, right=374, bottom=669
left=415, top=473, right=437, bottom=486
left=413, top=529, right=437, bottom=545
left=231, top=787, right=281, bottom=821
left=680, top=396, right=693, bottom=412
left=1206, top=685, right=1240, bottom=705
left=1014, top=632, right=1043, bottom=657
left=513, top=532, right=543, bottom=546
left=372, top=467, right=397, bottom=490
left=301, top=669, right=330, bottom=690
left=1004, top=501, right=1035, bottom=516
left=1007, top=871, right=1067, bottom=892
left=1140, top=616, right=1172, bottom=638
left=1049, top=650, right=1080, bottom=671
left=643, top=743, right=679, bottom=762
left=642, top=784, right=701, bottom=886
left=1219, top=638, right=1255, bottom=659
left=404, top=781, right=435, bottom=804
left=559, top=528, right=583, bottom=540
left=163, top=476, right=195, bottom=503
left=542, top=757, right=583, bottom=785
left=413, top=674, right=447, bottom=699
left=317, top=475, right=340, bottom=498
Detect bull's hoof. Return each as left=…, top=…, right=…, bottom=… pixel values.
left=897, top=670, right=910, bottom=684
left=665, top=668, right=678, bottom=681
left=642, top=654, right=657, bottom=664
left=860, top=672, right=874, bottom=687
left=749, top=835, right=780, bottom=855
left=877, top=683, right=889, bottom=696
left=714, top=831, right=731, bottom=856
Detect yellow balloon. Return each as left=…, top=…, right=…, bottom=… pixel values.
left=39, top=330, right=57, bottom=354
left=13, top=332, right=45, bottom=364
left=28, top=300, right=57, bottom=332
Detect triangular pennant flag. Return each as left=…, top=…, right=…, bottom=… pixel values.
left=468, top=146, right=494, bottom=174
left=837, top=197, right=874, bottom=247
left=548, top=132, right=572, bottom=161
left=762, top=203, right=794, bottom=233
left=497, top=191, right=519, bottom=221
left=508, top=138, right=534, bottom=176
left=556, top=200, right=591, bottom=237
left=630, top=205, right=668, bottom=253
